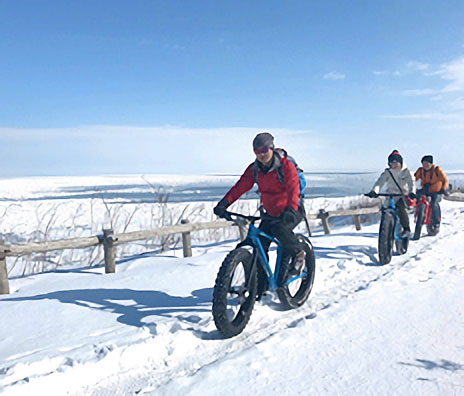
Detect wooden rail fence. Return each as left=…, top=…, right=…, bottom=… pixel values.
left=0, top=207, right=380, bottom=294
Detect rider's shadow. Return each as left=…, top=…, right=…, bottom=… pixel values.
left=2, top=288, right=212, bottom=335
left=314, top=245, right=380, bottom=266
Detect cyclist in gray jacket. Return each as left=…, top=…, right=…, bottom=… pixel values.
left=366, top=150, right=416, bottom=236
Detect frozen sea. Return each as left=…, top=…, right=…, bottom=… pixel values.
left=1, top=171, right=463, bottom=204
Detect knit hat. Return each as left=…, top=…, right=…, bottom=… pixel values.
left=253, top=132, right=275, bottom=150
left=388, top=150, right=403, bottom=165
left=421, top=155, right=433, bottom=164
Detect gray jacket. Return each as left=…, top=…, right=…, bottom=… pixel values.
left=372, top=163, right=416, bottom=195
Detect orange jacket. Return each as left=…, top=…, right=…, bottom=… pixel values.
left=414, top=165, right=448, bottom=193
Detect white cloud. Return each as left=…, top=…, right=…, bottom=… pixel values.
left=448, top=96, right=464, bottom=110
left=393, top=56, right=464, bottom=123
left=406, top=61, right=429, bottom=71
left=0, top=126, right=322, bottom=176
left=2, top=124, right=463, bottom=175
left=417, top=57, right=464, bottom=92
left=430, top=95, right=444, bottom=101
left=436, top=56, right=464, bottom=93
left=323, top=72, right=345, bottom=81
left=162, top=43, right=186, bottom=50
left=390, top=61, right=429, bottom=77
left=402, top=89, right=437, bottom=96
left=381, top=113, right=460, bottom=121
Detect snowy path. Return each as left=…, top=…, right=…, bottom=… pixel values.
left=1, top=201, right=463, bottom=395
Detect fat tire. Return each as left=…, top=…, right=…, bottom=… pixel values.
left=414, top=204, right=425, bottom=240
left=212, top=248, right=257, bottom=338
left=395, top=228, right=409, bottom=255
left=276, top=235, right=316, bottom=310
left=378, top=212, right=394, bottom=265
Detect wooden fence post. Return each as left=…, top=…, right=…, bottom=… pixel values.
left=318, top=209, right=331, bottom=235
left=353, top=214, right=362, bottom=231
left=237, top=220, right=248, bottom=241
left=103, top=229, right=116, bottom=273
left=0, top=240, right=10, bottom=295
left=181, top=219, right=192, bottom=257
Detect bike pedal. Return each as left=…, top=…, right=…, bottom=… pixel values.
left=288, top=250, right=306, bottom=277
left=255, top=290, right=269, bottom=301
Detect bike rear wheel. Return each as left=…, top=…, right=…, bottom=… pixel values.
left=426, top=224, right=440, bottom=236
left=395, top=227, right=409, bottom=255
left=378, top=212, right=394, bottom=265
left=277, top=235, right=316, bottom=310
left=212, top=248, right=257, bottom=338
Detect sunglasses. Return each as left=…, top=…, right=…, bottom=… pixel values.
left=254, top=146, right=271, bottom=154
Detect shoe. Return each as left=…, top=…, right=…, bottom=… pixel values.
left=256, top=291, right=268, bottom=301
left=430, top=224, right=440, bottom=236
left=400, top=228, right=411, bottom=239
left=288, top=250, right=306, bottom=277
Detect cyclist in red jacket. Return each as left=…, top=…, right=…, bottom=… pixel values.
left=214, top=132, right=306, bottom=295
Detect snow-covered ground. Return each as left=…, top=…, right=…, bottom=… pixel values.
left=0, top=175, right=463, bottom=395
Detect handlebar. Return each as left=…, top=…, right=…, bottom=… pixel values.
left=417, top=189, right=446, bottom=196
left=222, top=211, right=261, bottom=223
left=364, top=192, right=405, bottom=198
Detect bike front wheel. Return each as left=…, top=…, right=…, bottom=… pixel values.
left=378, top=212, right=394, bottom=264
left=212, top=247, right=257, bottom=338
left=413, top=203, right=425, bottom=240
left=277, top=235, right=316, bottom=310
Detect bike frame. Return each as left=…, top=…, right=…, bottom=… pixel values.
left=246, top=222, right=283, bottom=290
left=227, top=212, right=306, bottom=290
left=415, top=194, right=432, bottom=225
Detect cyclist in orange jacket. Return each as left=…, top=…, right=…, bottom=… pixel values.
left=414, top=155, right=448, bottom=232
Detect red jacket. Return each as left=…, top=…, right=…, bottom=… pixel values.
left=224, top=155, right=300, bottom=217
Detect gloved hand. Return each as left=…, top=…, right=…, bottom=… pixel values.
left=408, top=192, right=417, bottom=200
left=439, top=188, right=449, bottom=196
left=282, top=206, right=298, bottom=226
left=365, top=190, right=378, bottom=198
left=213, top=198, right=230, bottom=218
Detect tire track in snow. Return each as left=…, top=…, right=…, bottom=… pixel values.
left=85, top=207, right=464, bottom=395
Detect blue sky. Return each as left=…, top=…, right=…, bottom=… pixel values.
left=1, top=0, right=464, bottom=176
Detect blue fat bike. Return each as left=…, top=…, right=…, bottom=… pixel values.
left=375, top=193, right=409, bottom=265
left=212, top=211, right=316, bottom=338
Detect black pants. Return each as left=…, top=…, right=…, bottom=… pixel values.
left=395, top=198, right=410, bottom=231
left=430, top=193, right=442, bottom=226
left=258, top=214, right=304, bottom=257
left=254, top=206, right=304, bottom=293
